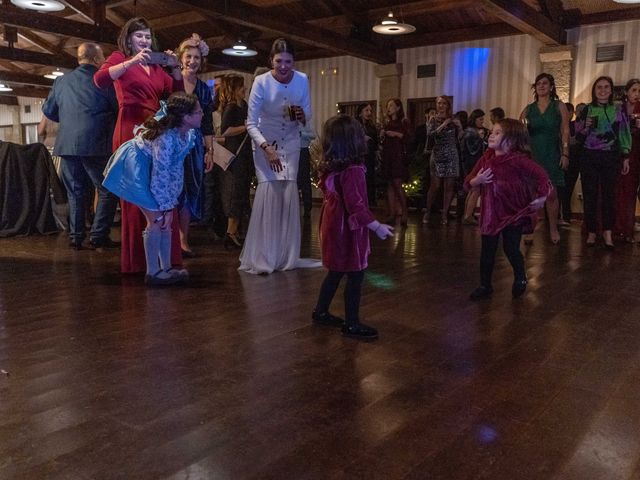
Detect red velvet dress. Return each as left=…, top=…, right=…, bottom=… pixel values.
left=464, top=149, right=552, bottom=236
left=319, top=165, right=375, bottom=272
left=94, top=51, right=184, bottom=273
left=614, top=102, right=640, bottom=239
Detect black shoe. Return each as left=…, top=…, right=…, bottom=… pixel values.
left=181, top=248, right=196, bottom=258
left=512, top=279, right=527, bottom=298
left=604, top=242, right=615, bottom=251
left=69, top=240, right=85, bottom=250
left=469, top=286, right=493, bottom=300
left=144, top=270, right=180, bottom=286
left=312, top=310, right=344, bottom=327
left=341, top=322, right=378, bottom=340
left=90, top=238, right=121, bottom=248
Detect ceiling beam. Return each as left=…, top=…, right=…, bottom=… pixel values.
left=0, top=46, right=78, bottom=69
left=569, top=7, right=640, bottom=28
left=538, top=0, right=565, bottom=22
left=479, top=0, right=566, bottom=45
left=149, top=12, right=206, bottom=30
left=0, top=4, right=118, bottom=45
left=173, top=0, right=394, bottom=64
left=391, top=23, right=520, bottom=49
left=0, top=70, right=54, bottom=87
left=0, top=95, right=19, bottom=106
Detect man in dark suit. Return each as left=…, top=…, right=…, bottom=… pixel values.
left=42, top=42, right=118, bottom=249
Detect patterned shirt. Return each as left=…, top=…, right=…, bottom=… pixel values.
left=575, top=103, right=632, bottom=155
left=136, top=128, right=194, bottom=211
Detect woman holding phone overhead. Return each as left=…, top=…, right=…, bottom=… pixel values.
left=239, top=38, right=321, bottom=274
left=94, top=17, right=184, bottom=274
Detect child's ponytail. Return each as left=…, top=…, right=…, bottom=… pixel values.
left=142, top=92, right=199, bottom=141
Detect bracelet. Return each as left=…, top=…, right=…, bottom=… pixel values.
left=261, top=143, right=269, bottom=150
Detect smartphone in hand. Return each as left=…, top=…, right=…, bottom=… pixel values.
left=147, top=52, right=170, bottom=65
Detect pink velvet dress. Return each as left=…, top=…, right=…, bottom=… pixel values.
left=464, top=149, right=552, bottom=236
left=94, top=51, right=184, bottom=273
left=319, top=165, right=375, bottom=272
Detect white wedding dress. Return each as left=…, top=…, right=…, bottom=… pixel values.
left=239, top=70, right=321, bottom=275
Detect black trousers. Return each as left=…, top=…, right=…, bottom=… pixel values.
left=315, top=270, right=365, bottom=324
left=581, top=149, right=620, bottom=233
left=480, top=225, right=525, bottom=288
left=297, top=147, right=312, bottom=213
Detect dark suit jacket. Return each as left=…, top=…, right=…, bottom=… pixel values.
left=42, top=64, right=117, bottom=157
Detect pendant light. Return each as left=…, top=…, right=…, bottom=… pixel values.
left=0, top=84, right=13, bottom=92
left=222, top=40, right=257, bottom=57
left=10, top=0, right=65, bottom=12
left=372, top=11, right=416, bottom=35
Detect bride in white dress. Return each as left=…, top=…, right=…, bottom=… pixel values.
left=239, top=38, right=321, bottom=274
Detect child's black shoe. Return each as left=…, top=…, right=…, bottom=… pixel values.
left=469, top=286, right=493, bottom=300
left=512, top=279, right=527, bottom=298
left=341, top=322, right=378, bottom=340
left=312, top=310, right=344, bottom=327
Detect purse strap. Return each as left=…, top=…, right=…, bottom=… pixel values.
left=235, top=134, right=249, bottom=156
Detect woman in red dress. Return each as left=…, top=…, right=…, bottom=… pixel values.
left=94, top=17, right=184, bottom=273
left=614, top=78, right=640, bottom=242
left=380, top=98, right=411, bottom=226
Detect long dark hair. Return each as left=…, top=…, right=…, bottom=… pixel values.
left=590, top=75, right=614, bottom=105
left=320, top=115, right=367, bottom=174
left=356, top=103, right=374, bottom=127
left=385, top=98, right=405, bottom=124
left=532, top=73, right=559, bottom=101
left=623, top=78, right=640, bottom=104
left=269, top=38, right=295, bottom=63
left=496, top=118, right=531, bottom=155
left=219, top=75, right=245, bottom=111
left=142, top=92, right=199, bottom=141
left=118, top=17, right=158, bottom=57
left=468, top=109, right=485, bottom=129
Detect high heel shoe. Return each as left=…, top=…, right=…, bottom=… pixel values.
left=224, top=232, right=243, bottom=250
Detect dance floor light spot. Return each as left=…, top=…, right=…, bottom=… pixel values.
left=366, top=272, right=395, bottom=290
left=477, top=424, right=499, bottom=444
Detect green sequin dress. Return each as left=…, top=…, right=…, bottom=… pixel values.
left=525, top=100, right=564, bottom=187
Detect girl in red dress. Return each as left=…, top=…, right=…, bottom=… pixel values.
left=312, top=115, right=394, bottom=340
left=94, top=17, right=184, bottom=273
left=464, top=119, right=552, bottom=300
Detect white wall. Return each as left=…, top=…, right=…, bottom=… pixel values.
left=398, top=34, right=543, bottom=119
left=296, top=56, right=379, bottom=134
left=570, top=19, right=640, bottom=104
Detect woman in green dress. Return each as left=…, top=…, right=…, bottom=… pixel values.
left=520, top=73, right=570, bottom=244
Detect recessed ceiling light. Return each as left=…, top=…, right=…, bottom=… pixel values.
left=11, top=0, right=65, bottom=12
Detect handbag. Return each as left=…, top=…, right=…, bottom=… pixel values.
left=213, top=134, right=249, bottom=171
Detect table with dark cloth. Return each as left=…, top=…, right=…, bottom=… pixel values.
left=0, top=141, right=64, bottom=237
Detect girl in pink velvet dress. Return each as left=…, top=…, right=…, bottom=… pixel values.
left=464, top=119, right=552, bottom=301
left=312, top=115, right=394, bottom=340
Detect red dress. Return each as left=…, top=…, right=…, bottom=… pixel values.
left=319, top=165, right=375, bottom=272
left=464, top=149, right=552, bottom=236
left=614, top=102, right=640, bottom=239
left=94, top=51, right=184, bottom=273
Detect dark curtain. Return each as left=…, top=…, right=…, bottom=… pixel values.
left=0, top=141, right=63, bottom=237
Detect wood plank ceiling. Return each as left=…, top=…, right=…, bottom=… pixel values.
left=0, top=0, right=639, bottom=99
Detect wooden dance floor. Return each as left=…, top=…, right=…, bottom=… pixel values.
left=2, top=214, right=640, bottom=479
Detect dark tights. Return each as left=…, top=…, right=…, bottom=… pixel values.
left=315, top=270, right=365, bottom=324
left=480, top=225, right=525, bottom=288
